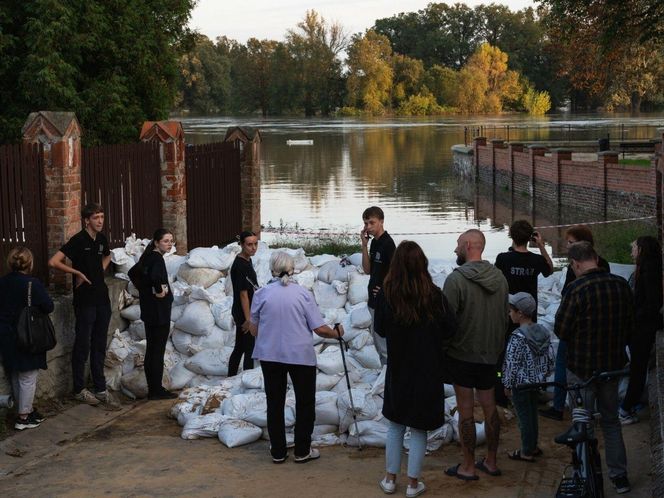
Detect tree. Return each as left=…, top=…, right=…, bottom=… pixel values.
left=346, top=30, right=394, bottom=115
left=423, top=65, right=459, bottom=106
left=391, top=54, right=424, bottom=107
left=0, top=0, right=196, bottom=145
left=522, top=85, right=552, bottom=115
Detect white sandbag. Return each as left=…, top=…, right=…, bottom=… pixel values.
left=312, top=433, right=342, bottom=447
left=127, top=281, right=140, bottom=298
left=187, top=246, right=236, bottom=271
left=347, top=419, right=389, bottom=447
left=164, top=254, right=187, bottom=282
left=181, top=412, right=225, bottom=440
left=211, top=297, right=235, bottom=331
left=105, top=364, right=123, bottom=391
left=171, top=304, right=185, bottom=322
left=121, top=368, right=148, bottom=399
left=190, top=281, right=227, bottom=304
left=315, top=391, right=340, bottom=426
left=316, top=372, right=342, bottom=391
left=175, top=301, right=215, bottom=336
left=222, top=392, right=266, bottom=419
left=350, top=304, right=372, bottom=328
left=170, top=280, right=191, bottom=305
left=294, top=270, right=316, bottom=290
left=310, top=254, right=339, bottom=267
left=190, top=326, right=227, bottom=353
left=318, top=261, right=356, bottom=284
left=444, top=396, right=457, bottom=417
left=370, top=366, right=386, bottom=396
left=167, top=362, right=198, bottom=390
left=278, top=248, right=308, bottom=273
left=444, top=384, right=455, bottom=398
left=313, top=281, right=347, bottom=309
left=348, top=272, right=370, bottom=305
left=128, top=320, right=146, bottom=341
left=346, top=253, right=363, bottom=267
left=317, top=345, right=344, bottom=375
left=338, top=387, right=379, bottom=432
left=111, top=248, right=134, bottom=274
left=320, top=308, right=347, bottom=328
left=185, top=347, right=233, bottom=376
left=241, top=368, right=264, bottom=390
left=218, top=419, right=262, bottom=448
left=348, top=329, right=373, bottom=349
left=171, top=328, right=194, bottom=355
left=177, top=263, right=223, bottom=289
left=106, top=330, right=133, bottom=366
left=120, top=304, right=141, bottom=321
left=350, top=346, right=381, bottom=370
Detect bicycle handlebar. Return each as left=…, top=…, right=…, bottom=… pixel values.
left=516, top=368, right=629, bottom=393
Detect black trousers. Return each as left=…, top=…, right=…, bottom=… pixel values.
left=144, top=323, right=170, bottom=394
left=72, top=303, right=111, bottom=393
left=622, top=326, right=657, bottom=411
left=260, top=360, right=316, bottom=459
left=228, top=319, right=255, bottom=377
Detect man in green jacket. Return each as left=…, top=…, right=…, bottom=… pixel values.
left=443, top=229, right=509, bottom=481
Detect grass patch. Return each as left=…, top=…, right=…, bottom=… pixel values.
left=270, top=232, right=361, bottom=256
left=592, top=221, right=657, bottom=264
left=619, top=159, right=652, bottom=167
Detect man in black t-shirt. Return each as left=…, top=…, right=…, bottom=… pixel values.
left=49, top=203, right=118, bottom=409
left=361, top=206, right=396, bottom=366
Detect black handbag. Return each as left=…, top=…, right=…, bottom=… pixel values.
left=16, top=281, right=57, bottom=354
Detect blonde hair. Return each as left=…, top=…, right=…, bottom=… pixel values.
left=7, top=246, right=34, bottom=273
left=270, top=251, right=294, bottom=285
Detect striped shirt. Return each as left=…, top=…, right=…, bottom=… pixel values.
left=554, top=268, right=634, bottom=379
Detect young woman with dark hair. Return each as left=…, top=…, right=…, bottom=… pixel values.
left=374, top=241, right=453, bottom=497
left=228, top=231, right=259, bottom=377
left=138, top=228, right=177, bottom=400
left=620, top=236, right=663, bottom=424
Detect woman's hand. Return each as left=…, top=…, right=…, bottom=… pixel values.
left=155, top=284, right=168, bottom=298
left=246, top=321, right=258, bottom=337
left=75, top=271, right=91, bottom=288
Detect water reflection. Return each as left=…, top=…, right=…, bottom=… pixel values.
left=181, top=114, right=663, bottom=261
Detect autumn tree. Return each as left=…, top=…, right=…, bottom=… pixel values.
left=346, top=30, right=394, bottom=114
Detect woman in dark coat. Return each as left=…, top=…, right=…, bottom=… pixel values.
left=374, top=241, right=451, bottom=497
left=137, top=228, right=176, bottom=400
left=0, top=247, right=54, bottom=430
left=620, top=235, right=663, bottom=423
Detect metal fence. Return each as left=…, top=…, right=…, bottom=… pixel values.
left=185, top=142, right=242, bottom=248
left=0, top=143, right=48, bottom=282
left=82, top=142, right=162, bottom=248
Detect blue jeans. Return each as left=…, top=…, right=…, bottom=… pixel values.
left=512, top=389, right=539, bottom=455
left=386, top=420, right=427, bottom=479
left=552, top=340, right=568, bottom=411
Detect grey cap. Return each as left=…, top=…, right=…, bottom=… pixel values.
left=509, top=292, right=536, bottom=317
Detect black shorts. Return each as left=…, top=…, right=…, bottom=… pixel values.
left=444, top=355, right=497, bottom=390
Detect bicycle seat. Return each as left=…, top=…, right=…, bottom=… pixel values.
left=555, top=425, right=588, bottom=447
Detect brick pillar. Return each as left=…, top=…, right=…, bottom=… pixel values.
left=489, top=139, right=505, bottom=188
left=551, top=148, right=572, bottom=208
left=598, top=151, right=618, bottom=218
left=507, top=142, right=523, bottom=192
left=140, top=121, right=187, bottom=253
left=22, top=111, right=82, bottom=292
left=527, top=145, right=546, bottom=197
left=473, top=137, right=487, bottom=181
left=224, top=127, right=262, bottom=237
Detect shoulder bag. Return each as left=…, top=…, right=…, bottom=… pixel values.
left=16, top=281, right=57, bottom=354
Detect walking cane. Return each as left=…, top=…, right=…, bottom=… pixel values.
left=334, top=323, right=363, bottom=450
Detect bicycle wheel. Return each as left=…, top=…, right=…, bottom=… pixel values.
left=584, top=439, right=605, bottom=498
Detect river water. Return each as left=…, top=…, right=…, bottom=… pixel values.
left=182, top=114, right=663, bottom=261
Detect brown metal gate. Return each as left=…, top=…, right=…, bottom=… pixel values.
left=186, top=142, right=242, bottom=248
left=82, top=142, right=162, bottom=248
left=0, top=143, right=49, bottom=283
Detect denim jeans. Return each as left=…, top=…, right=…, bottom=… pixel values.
left=11, top=369, right=39, bottom=415
left=385, top=420, right=427, bottom=479
left=567, top=370, right=628, bottom=479
left=511, top=389, right=539, bottom=455
left=369, top=308, right=388, bottom=367
left=552, top=340, right=568, bottom=411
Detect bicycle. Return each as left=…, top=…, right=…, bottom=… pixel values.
left=517, top=368, right=629, bottom=498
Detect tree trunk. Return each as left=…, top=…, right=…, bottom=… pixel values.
left=630, top=92, right=642, bottom=113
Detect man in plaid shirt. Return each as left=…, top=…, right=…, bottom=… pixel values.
left=554, top=241, right=634, bottom=494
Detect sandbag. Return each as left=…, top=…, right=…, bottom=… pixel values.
left=218, top=419, right=262, bottom=448
left=350, top=346, right=381, bottom=370
left=316, top=345, right=344, bottom=375
left=310, top=255, right=339, bottom=267
left=222, top=392, right=267, bottom=419
left=170, top=281, right=191, bottom=305
left=241, top=368, right=264, bottom=390
left=313, top=281, right=347, bottom=309
left=318, top=261, right=356, bottom=284
left=164, top=254, right=187, bottom=282
left=121, top=367, right=148, bottom=399
left=177, top=264, right=223, bottom=289
left=315, top=391, right=340, bottom=426
left=128, top=320, right=146, bottom=341
left=171, top=328, right=194, bottom=355
left=338, top=388, right=379, bottom=432
left=167, top=362, right=197, bottom=390
left=187, top=246, right=237, bottom=271
left=316, top=372, right=342, bottom=391
left=294, top=270, right=316, bottom=290
left=184, top=347, right=233, bottom=376
left=190, top=281, right=227, bottom=304
left=348, top=272, right=370, bottom=305
left=120, top=304, right=141, bottom=321
left=106, top=330, right=134, bottom=366
left=190, top=326, right=227, bottom=353
left=350, top=303, right=372, bottom=328
left=211, top=297, right=235, bottom=331
left=181, top=412, right=225, bottom=440
left=171, top=304, right=186, bottom=322
left=346, top=419, right=389, bottom=447
left=175, top=301, right=215, bottom=336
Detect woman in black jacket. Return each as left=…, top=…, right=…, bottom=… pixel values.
left=137, top=229, right=176, bottom=400
left=620, top=236, right=663, bottom=423
left=374, top=241, right=451, bottom=497
left=0, top=247, right=54, bottom=430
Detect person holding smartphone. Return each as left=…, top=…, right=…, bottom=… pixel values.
left=361, top=206, right=396, bottom=367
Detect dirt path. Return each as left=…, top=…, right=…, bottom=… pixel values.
left=0, top=399, right=653, bottom=497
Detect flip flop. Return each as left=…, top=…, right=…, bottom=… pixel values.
left=475, top=458, right=503, bottom=476
left=445, top=464, right=479, bottom=481
left=507, top=450, right=535, bottom=462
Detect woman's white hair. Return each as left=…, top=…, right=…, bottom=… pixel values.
left=270, top=251, right=295, bottom=285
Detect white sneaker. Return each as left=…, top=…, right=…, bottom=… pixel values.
left=379, top=477, right=396, bottom=494
left=619, top=409, right=638, bottom=426
left=74, top=388, right=100, bottom=406
left=294, top=448, right=320, bottom=463
left=406, top=481, right=426, bottom=498
left=94, top=390, right=122, bottom=411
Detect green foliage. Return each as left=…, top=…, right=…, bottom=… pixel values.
left=522, top=86, right=552, bottom=115
left=0, top=0, right=196, bottom=145
left=423, top=65, right=459, bottom=106
left=593, top=221, right=657, bottom=264
left=271, top=233, right=361, bottom=257
left=396, top=89, right=444, bottom=116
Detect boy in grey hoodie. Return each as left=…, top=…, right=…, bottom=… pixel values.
left=503, top=292, right=554, bottom=462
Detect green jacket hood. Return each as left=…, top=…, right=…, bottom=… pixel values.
left=455, top=260, right=505, bottom=294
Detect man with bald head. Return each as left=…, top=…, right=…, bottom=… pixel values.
left=443, top=229, right=509, bottom=480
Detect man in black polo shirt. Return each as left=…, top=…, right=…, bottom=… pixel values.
left=361, top=206, right=396, bottom=366
left=49, top=203, right=119, bottom=409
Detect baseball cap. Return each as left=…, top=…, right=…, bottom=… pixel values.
left=509, top=292, right=536, bottom=317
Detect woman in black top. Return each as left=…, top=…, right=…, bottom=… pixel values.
left=228, top=231, right=259, bottom=377
left=137, top=229, right=176, bottom=400
left=0, top=247, right=54, bottom=430
left=621, top=236, right=663, bottom=422
left=374, top=241, right=452, bottom=497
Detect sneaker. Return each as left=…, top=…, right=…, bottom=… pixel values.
left=379, top=477, right=396, bottom=494
left=148, top=389, right=178, bottom=400
left=14, top=412, right=41, bottom=431
left=74, top=388, right=101, bottom=406
left=539, top=407, right=563, bottom=421
left=611, top=475, right=631, bottom=494
left=30, top=410, right=45, bottom=423
left=619, top=408, right=638, bottom=426
left=94, top=390, right=122, bottom=411
left=294, top=448, right=320, bottom=463
left=272, top=454, right=288, bottom=464
left=406, top=481, right=426, bottom=498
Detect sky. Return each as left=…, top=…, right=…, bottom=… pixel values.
left=189, top=0, right=536, bottom=44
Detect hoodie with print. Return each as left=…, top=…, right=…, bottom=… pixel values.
left=442, top=260, right=509, bottom=365
left=502, top=323, right=554, bottom=389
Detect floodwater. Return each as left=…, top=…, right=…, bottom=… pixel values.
left=181, top=113, right=663, bottom=261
